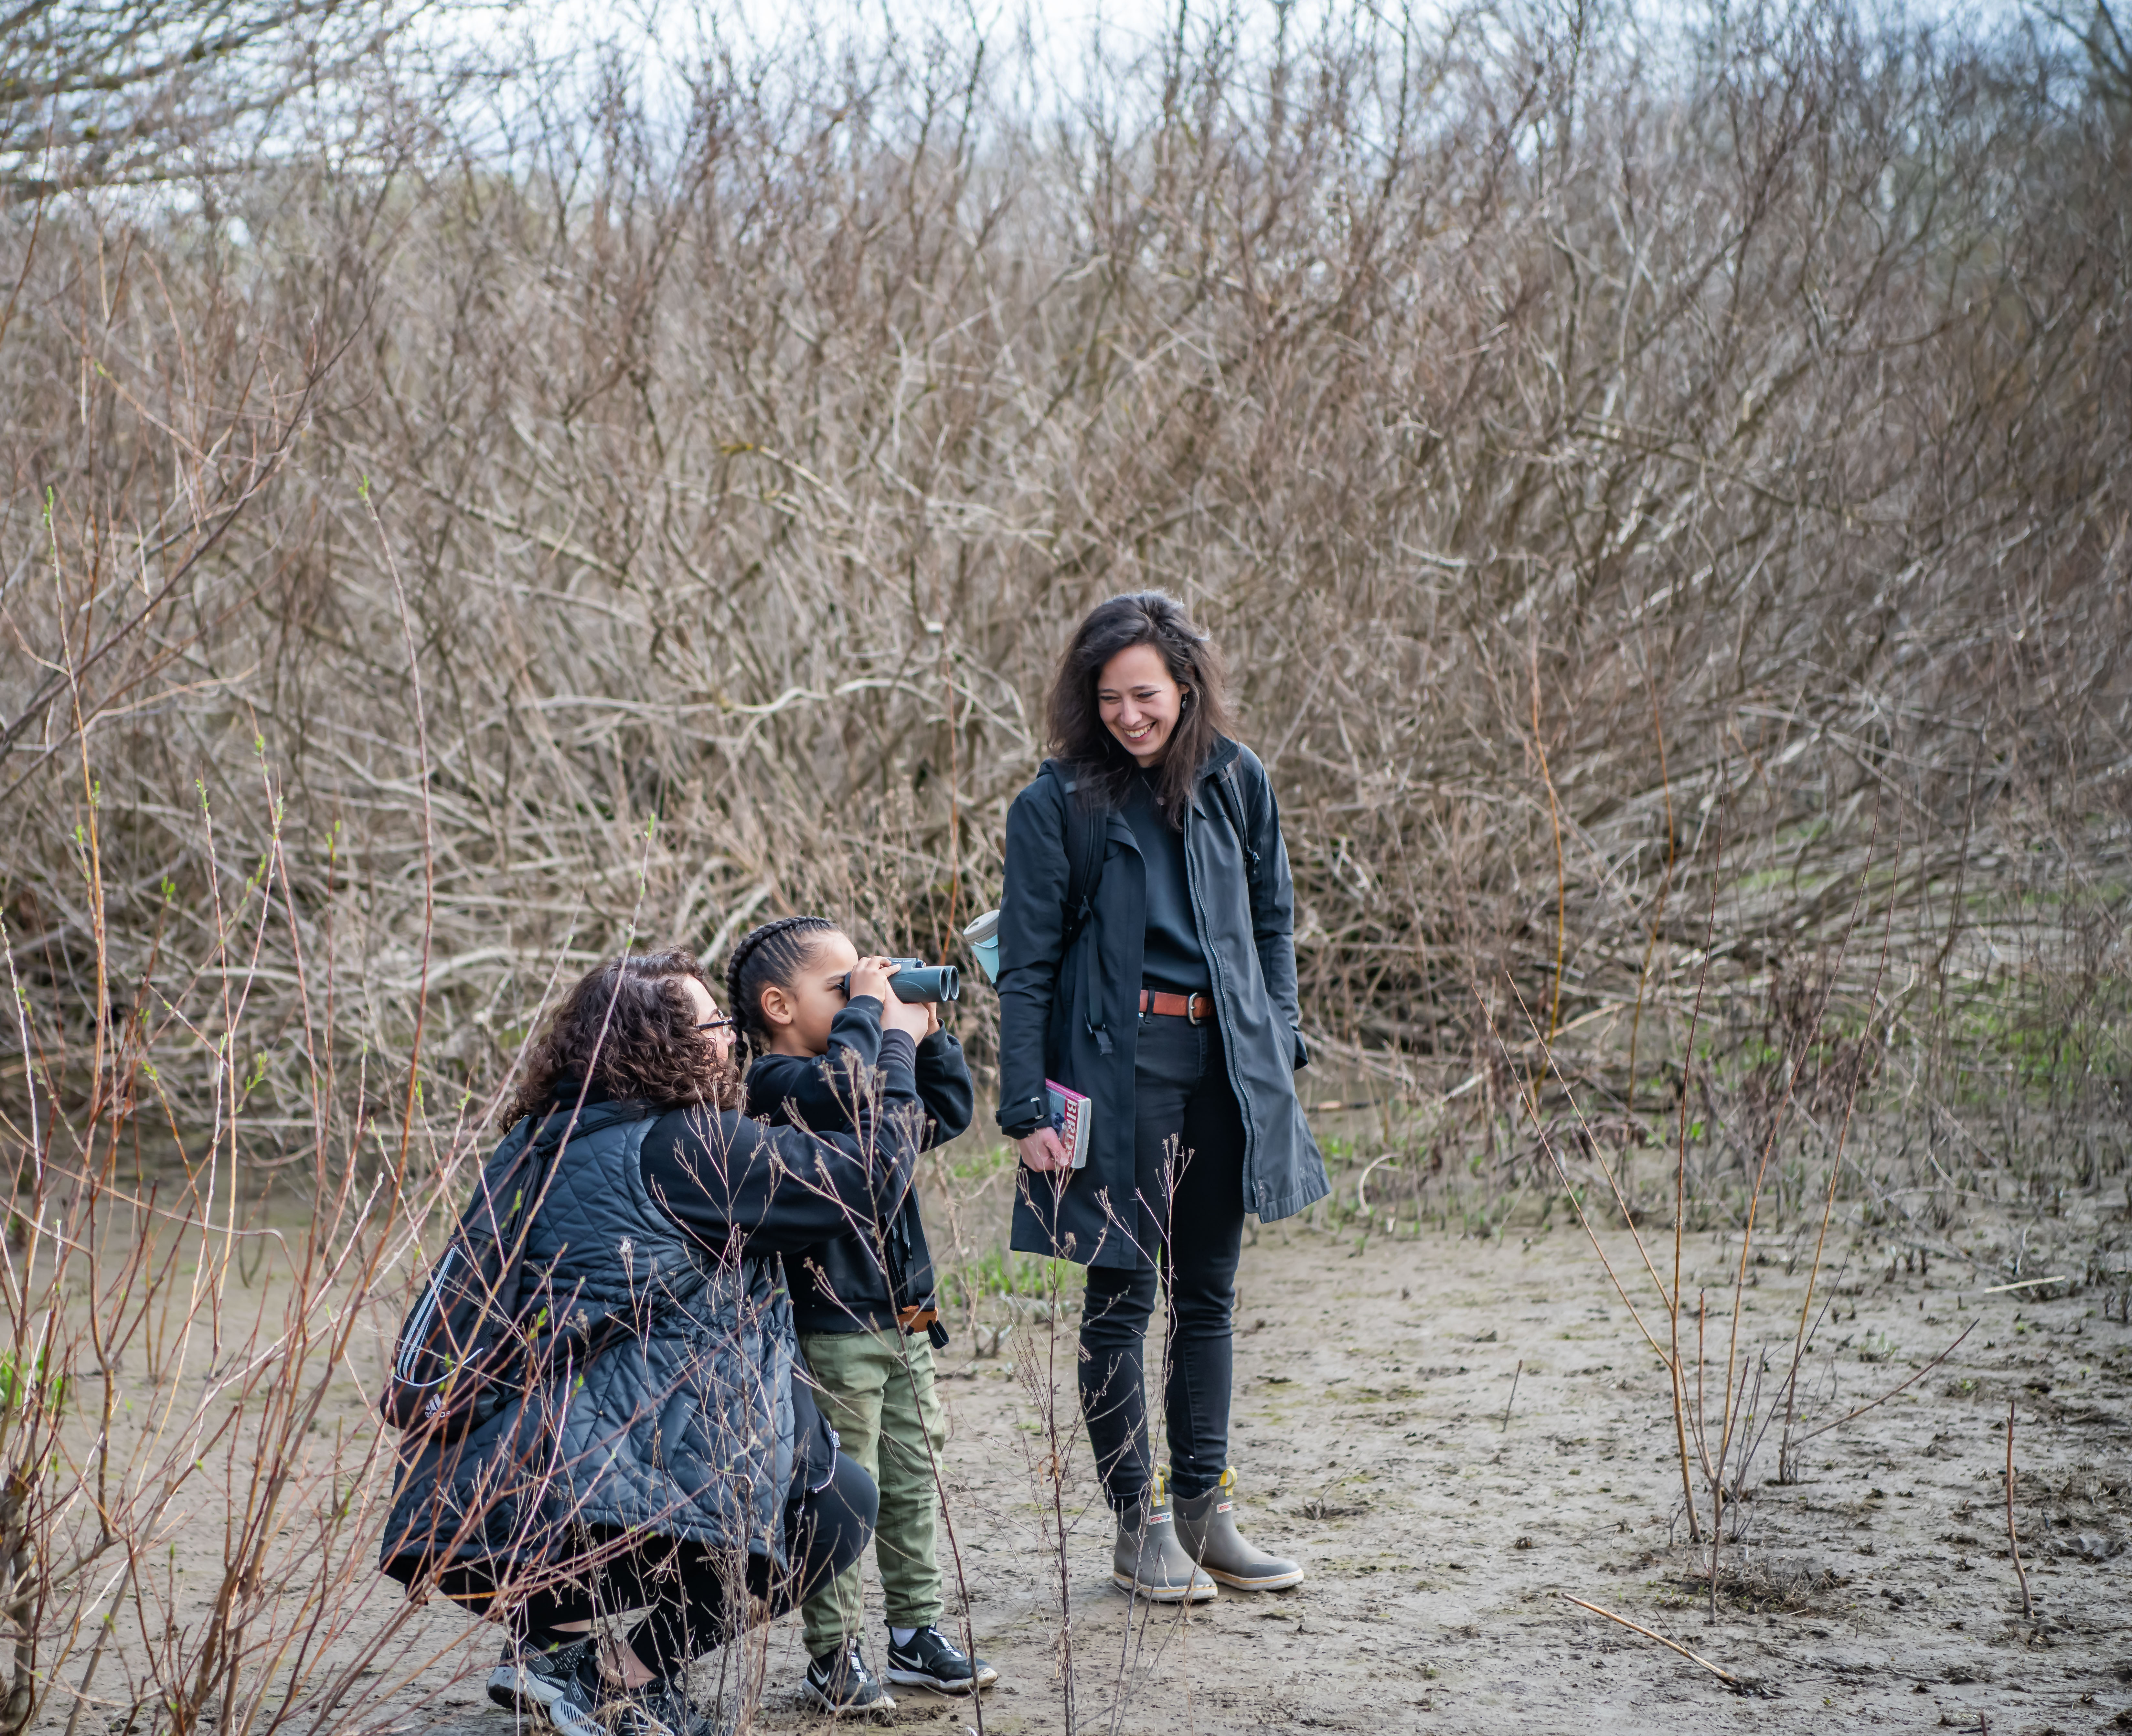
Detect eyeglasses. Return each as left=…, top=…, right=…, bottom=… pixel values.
left=697, top=1016, right=735, bottom=1034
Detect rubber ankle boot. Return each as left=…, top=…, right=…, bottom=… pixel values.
left=1173, top=1468, right=1305, bottom=1591
left=1111, top=1476, right=1217, bottom=1603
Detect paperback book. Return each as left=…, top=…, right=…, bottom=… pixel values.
left=1044, top=1079, right=1092, bottom=1170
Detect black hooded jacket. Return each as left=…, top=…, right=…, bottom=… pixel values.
left=744, top=996, right=973, bottom=1336
left=995, top=735, right=1328, bottom=1269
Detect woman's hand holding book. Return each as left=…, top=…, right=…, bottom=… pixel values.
left=1017, top=1126, right=1071, bottom=1172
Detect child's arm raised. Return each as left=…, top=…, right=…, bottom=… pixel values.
left=746, top=999, right=882, bottom=1132
left=913, top=1028, right=975, bottom=1148
left=744, top=956, right=933, bottom=1134
left=643, top=1028, right=929, bottom=1255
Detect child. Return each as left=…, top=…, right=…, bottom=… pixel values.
left=726, top=916, right=999, bottom=1716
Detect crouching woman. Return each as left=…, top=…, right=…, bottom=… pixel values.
left=378, top=950, right=931, bottom=1736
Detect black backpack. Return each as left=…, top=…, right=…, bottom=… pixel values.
left=377, top=1106, right=581, bottom=1442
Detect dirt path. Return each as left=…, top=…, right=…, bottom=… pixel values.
left=400, top=1216, right=2130, bottom=1736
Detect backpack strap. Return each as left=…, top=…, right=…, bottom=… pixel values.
left=1041, top=759, right=1106, bottom=949
left=1040, top=759, right=1114, bottom=1057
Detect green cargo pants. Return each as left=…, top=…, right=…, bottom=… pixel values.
left=796, top=1327, right=947, bottom=1656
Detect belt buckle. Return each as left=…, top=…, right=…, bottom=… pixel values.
left=1188, top=995, right=1203, bottom=1026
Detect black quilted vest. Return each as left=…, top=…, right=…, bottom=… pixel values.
left=379, top=1100, right=808, bottom=1584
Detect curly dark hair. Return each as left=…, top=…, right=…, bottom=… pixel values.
left=501, top=948, right=738, bottom=1127
left=1047, top=591, right=1235, bottom=823
left=723, top=915, right=840, bottom=1062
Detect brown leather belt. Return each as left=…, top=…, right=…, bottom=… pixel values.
left=1138, top=989, right=1212, bottom=1023
left=898, top=1305, right=939, bottom=1335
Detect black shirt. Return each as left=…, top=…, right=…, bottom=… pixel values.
left=745, top=1010, right=971, bottom=1157
left=1121, top=768, right=1210, bottom=994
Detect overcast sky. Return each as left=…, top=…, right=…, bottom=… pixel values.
left=443, top=0, right=1425, bottom=124
left=430, top=0, right=2044, bottom=150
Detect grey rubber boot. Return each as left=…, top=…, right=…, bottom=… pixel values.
left=1111, top=1477, right=1217, bottom=1603
left=1173, top=1468, right=1305, bottom=1591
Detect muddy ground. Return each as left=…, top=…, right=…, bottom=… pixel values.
left=387, top=1198, right=2132, bottom=1736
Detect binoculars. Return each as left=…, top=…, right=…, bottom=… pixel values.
left=839, top=958, right=961, bottom=1004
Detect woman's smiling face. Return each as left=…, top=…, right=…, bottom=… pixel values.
left=1096, top=643, right=1186, bottom=767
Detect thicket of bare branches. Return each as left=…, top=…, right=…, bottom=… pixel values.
left=5, top=0, right=2130, bottom=1165
left=0, top=4, right=2128, bottom=1732
left=0, top=0, right=436, bottom=199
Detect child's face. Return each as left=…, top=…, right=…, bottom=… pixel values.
left=762, top=931, right=860, bottom=1056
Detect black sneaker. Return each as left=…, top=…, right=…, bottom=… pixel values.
left=605, top=1673, right=726, bottom=1736
left=487, top=1637, right=593, bottom=1716
left=545, top=1658, right=724, bottom=1736
left=540, top=1656, right=605, bottom=1736
left=883, top=1624, right=997, bottom=1694
left=802, top=1641, right=896, bottom=1718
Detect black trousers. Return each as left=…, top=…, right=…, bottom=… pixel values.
left=1079, top=1013, right=1246, bottom=1512
left=517, top=1453, right=876, bottom=1674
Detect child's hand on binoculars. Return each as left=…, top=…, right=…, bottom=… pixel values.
left=880, top=991, right=931, bottom=1040
left=849, top=956, right=932, bottom=1040
left=846, top=955, right=898, bottom=1006
left=1017, top=1126, right=1071, bottom=1172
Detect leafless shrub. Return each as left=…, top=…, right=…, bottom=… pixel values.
left=1662, top=1553, right=1849, bottom=1615
left=7, top=0, right=2129, bottom=1158
left=2, top=0, right=2131, bottom=1720
left=1, top=0, right=439, bottom=199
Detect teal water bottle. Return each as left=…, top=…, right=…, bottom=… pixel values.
left=963, top=909, right=1001, bottom=983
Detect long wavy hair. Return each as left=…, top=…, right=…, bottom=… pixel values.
left=501, top=948, right=738, bottom=1126
left=1047, top=591, right=1234, bottom=823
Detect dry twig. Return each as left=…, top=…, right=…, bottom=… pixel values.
left=2006, top=1400, right=2033, bottom=1623
left=1559, top=1594, right=1753, bottom=1692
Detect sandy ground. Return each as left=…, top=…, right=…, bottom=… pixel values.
left=381, top=1205, right=2132, bottom=1736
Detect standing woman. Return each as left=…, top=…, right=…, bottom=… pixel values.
left=995, top=592, right=1328, bottom=1602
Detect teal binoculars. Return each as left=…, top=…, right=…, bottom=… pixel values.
left=839, top=959, right=960, bottom=1004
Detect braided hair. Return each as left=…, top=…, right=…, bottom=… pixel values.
left=724, top=914, right=841, bottom=1060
